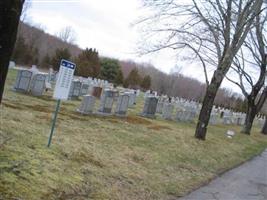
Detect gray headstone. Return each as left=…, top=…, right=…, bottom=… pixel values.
left=127, top=92, right=136, bottom=107
left=97, top=90, right=116, bottom=115
left=80, top=83, right=89, bottom=96
left=209, top=113, right=218, bottom=125
left=69, top=81, right=82, bottom=99
left=223, top=116, right=232, bottom=125
left=162, top=103, right=174, bottom=120
left=156, top=101, right=164, bottom=114
left=115, top=94, right=130, bottom=117
left=30, top=74, right=46, bottom=96
left=175, top=110, right=184, bottom=121
left=14, top=70, right=33, bottom=93
left=141, top=97, right=158, bottom=118
left=77, top=95, right=96, bottom=114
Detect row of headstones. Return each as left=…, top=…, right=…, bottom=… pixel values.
left=140, top=97, right=198, bottom=122
left=77, top=89, right=137, bottom=117
left=147, top=91, right=254, bottom=125
left=141, top=96, right=265, bottom=127
left=14, top=69, right=50, bottom=96
left=146, top=90, right=257, bottom=126
left=14, top=67, right=110, bottom=99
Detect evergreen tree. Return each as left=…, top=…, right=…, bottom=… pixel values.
left=141, top=75, right=151, bottom=90
left=115, top=68, right=124, bottom=85
left=124, top=68, right=140, bottom=89
left=75, top=48, right=100, bottom=77
left=99, top=58, right=121, bottom=83
left=51, top=48, right=71, bottom=71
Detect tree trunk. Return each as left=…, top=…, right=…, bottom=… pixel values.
left=241, top=102, right=257, bottom=135
left=0, top=0, right=24, bottom=104
left=195, top=69, right=224, bottom=140
left=261, top=119, right=267, bottom=135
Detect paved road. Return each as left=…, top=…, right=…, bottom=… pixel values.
left=179, top=150, right=267, bottom=200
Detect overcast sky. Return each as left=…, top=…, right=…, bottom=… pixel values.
left=26, top=0, right=243, bottom=93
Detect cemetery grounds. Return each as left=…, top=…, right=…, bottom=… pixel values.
left=0, top=69, right=267, bottom=200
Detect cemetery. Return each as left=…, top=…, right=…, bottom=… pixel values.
left=1, top=68, right=267, bottom=200
left=1, top=0, right=267, bottom=199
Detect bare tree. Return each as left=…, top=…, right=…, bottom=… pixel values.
left=138, top=0, right=263, bottom=140
left=262, top=118, right=267, bottom=134
left=57, top=26, right=77, bottom=44
left=226, top=6, right=267, bottom=134
left=0, top=0, right=25, bottom=104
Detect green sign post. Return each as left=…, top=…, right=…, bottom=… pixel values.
left=47, top=99, right=61, bottom=147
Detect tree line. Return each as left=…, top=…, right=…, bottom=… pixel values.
left=12, top=21, right=248, bottom=112
left=11, top=22, right=151, bottom=90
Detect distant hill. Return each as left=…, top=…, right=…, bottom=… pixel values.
left=16, top=22, right=82, bottom=64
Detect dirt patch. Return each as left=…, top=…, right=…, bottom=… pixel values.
left=24, top=104, right=52, bottom=113
left=59, top=111, right=89, bottom=121
left=107, top=119, right=120, bottom=124
left=38, top=114, right=51, bottom=121
left=2, top=102, right=52, bottom=113
left=147, top=125, right=172, bottom=131
left=125, top=116, right=152, bottom=125
left=36, top=95, right=56, bottom=102
left=2, top=102, right=24, bottom=110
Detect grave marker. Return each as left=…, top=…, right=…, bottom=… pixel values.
left=30, top=74, right=46, bottom=96
left=115, top=94, right=130, bottom=117
left=97, top=89, right=116, bottom=116
left=162, top=103, right=174, bottom=120
left=14, top=70, right=33, bottom=93
left=77, top=95, right=96, bottom=114
left=141, top=97, right=158, bottom=118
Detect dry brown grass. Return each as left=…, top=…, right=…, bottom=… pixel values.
left=1, top=69, right=267, bottom=200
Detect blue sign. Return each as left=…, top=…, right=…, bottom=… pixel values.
left=60, top=59, right=76, bottom=69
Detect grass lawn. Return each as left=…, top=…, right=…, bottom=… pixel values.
left=1, top=69, right=267, bottom=200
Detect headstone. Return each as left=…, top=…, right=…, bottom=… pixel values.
left=92, top=86, right=103, bottom=98
left=175, top=109, right=184, bottom=121
left=162, top=103, right=174, bottom=120
left=69, top=80, right=82, bottom=99
left=175, top=109, right=196, bottom=123
left=29, top=65, right=39, bottom=74
left=48, top=68, right=56, bottom=82
left=156, top=101, right=164, bottom=114
left=97, top=90, right=116, bottom=115
left=30, top=74, right=46, bottom=96
left=223, top=116, right=232, bottom=125
left=209, top=113, right=218, bottom=125
left=127, top=92, right=136, bottom=107
left=77, top=95, right=96, bottom=114
left=115, top=94, right=130, bottom=117
left=141, top=97, right=158, bottom=118
left=80, top=83, right=89, bottom=96
left=236, top=116, right=243, bottom=125
left=14, top=70, right=33, bottom=93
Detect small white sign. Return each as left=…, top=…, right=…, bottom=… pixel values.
left=53, top=59, right=76, bottom=100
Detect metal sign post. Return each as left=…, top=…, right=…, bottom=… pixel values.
left=47, top=99, right=61, bottom=147
left=47, top=59, right=76, bottom=147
